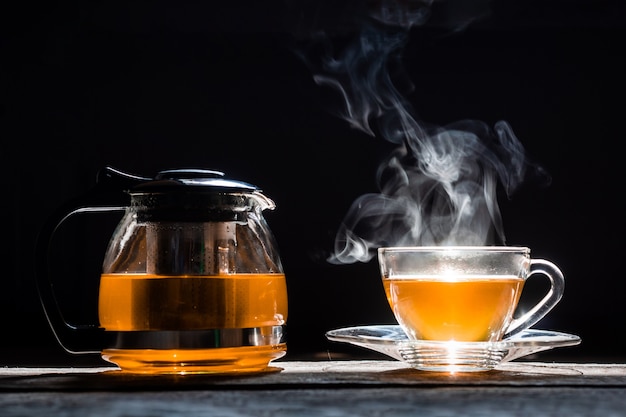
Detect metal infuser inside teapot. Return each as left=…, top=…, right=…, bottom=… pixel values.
left=36, top=167, right=287, bottom=374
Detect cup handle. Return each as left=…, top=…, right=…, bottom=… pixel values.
left=503, top=259, right=565, bottom=339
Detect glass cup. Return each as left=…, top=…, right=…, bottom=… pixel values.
left=377, top=246, right=565, bottom=371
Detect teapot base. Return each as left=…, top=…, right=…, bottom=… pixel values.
left=100, top=344, right=287, bottom=375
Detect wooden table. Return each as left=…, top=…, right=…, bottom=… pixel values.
left=1, top=360, right=625, bottom=416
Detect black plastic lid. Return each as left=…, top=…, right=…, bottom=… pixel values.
left=132, top=169, right=260, bottom=193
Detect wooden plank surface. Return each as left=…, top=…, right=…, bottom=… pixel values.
left=1, top=361, right=626, bottom=390
left=1, top=362, right=626, bottom=416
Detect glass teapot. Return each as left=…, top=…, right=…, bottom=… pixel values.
left=36, top=166, right=287, bottom=374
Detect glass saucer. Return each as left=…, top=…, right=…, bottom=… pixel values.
left=325, top=325, right=581, bottom=372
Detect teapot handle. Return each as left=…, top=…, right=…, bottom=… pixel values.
left=35, top=167, right=149, bottom=354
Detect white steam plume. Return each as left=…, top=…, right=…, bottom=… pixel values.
left=296, top=0, right=550, bottom=264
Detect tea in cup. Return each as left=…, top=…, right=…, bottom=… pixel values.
left=378, top=246, right=565, bottom=370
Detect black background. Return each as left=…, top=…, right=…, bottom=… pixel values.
left=2, top=0, right=625, bottom=365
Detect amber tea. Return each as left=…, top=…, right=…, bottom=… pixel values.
left=384, top=276, right=524, bottom=342
left=98, top=273, right=288, bottom=374
left=99, top=273, right=288, bottom=331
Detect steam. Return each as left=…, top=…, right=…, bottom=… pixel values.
left=296, top=1, right=550, bottom=264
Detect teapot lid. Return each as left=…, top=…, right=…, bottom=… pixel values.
left=132, top=169, right=260, bottom=193
left=97, top=167, right=276, bottom=215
